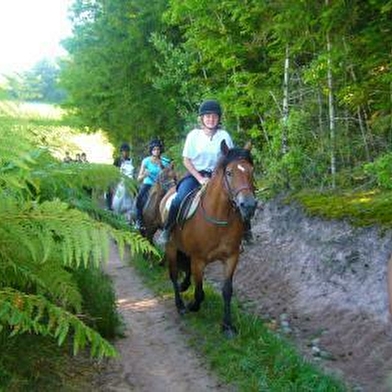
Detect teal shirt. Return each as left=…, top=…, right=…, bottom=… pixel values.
left=142, top=156, right=170, bottom=185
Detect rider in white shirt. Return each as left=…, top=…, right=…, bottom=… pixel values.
left=157, top=99, right=236, bottom=246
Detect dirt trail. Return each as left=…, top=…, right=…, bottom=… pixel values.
left=94, top=243, right=232, bottom=392
left=91, top=198, right=392, bottom=392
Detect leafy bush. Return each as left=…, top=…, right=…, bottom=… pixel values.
left=73, top=266, right=122, bottom=339
left=0, top=331, right=73, bottom=391
left=364, top=152, right=392, bottom=189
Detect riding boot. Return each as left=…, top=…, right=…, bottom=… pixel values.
left=243, top=219, right=254, bottom=244
left=135, top=208, right=145, bottom=233
left=135, top=218, right=145, bottom=234
left=156, top=204, right=177, bottom=248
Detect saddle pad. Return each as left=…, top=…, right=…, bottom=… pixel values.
left=161, top=192, right=176, bottom=223
left=177, top=187, right=204, bottom=227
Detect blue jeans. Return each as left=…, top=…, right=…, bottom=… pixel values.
left=164, top=174, right=200, bottom=230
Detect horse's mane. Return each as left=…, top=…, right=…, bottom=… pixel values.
left=216, top=147, right=253, bottom=171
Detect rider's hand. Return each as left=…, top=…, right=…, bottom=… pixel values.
left=199, top=177, right=210, bottom=186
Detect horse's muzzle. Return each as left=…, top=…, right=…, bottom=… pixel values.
left=237, top=194, right=257, bottom=221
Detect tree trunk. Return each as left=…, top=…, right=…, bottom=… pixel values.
left=282, top=44, right=290, bottom=156
left=326, top=20, right=336, bottom=189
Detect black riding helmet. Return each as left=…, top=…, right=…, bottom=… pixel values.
left=198, top=99, right=222, bottom=118
left=120, top=142, right=130, bottom=152
left=149, top=139, right=164, bottom=154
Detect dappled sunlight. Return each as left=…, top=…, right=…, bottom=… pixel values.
left=18, top=101, right=64, bottom=119
left=0, top=100, right=115, bottom=164
left=350, top=196, right=372, bottom=204
left=0, top=100, right=114, bottom=164
left=0, top=100, right=64, bottom=119
left=117, top=297, right=159, bottom=311
left=348, top=191, right=378, bottom=205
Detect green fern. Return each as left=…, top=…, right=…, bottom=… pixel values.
left=0, top=104, right=157, bottom=360
left=0, top=288, right=116, bottom=357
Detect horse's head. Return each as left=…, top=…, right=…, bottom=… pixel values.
left=220, top=140, right=257, bottom=221
left=157, top=162, right=177, bottom=192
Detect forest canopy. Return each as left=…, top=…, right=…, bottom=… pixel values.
left=60, top=0, right=392, bottom=191
left=5, top=59, right=67, bottom=103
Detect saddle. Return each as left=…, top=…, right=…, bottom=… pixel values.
left=162, top=185, right=206, bottom=228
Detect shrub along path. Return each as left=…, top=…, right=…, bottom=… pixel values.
left=93, top=242, right=232, bottom=391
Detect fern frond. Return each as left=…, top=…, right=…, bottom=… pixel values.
left=32, top=160, right=125, bottom=201
left=71, top=196, right=132, bottom=230
left=0, top=122, right=35, bottom=166
left=0, top=198, right=157, bottom=267
left=0, top=105, right=157, bottom=363
left=0, top=256, right=83, bottom=312
left=0, top=288, right=116, bottom=357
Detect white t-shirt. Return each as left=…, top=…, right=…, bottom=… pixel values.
left=120, top=160, right=134, bottom=178
left=182, top=128, right=234, bottom=172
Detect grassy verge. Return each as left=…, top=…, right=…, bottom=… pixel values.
left=131, top=253, right=347, bottom=391
left=290, top=189, right=392, bottom=229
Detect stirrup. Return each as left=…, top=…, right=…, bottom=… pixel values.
left=156, top=229, right=170, bottom=248
left=134, top=220, right=145, bottom=232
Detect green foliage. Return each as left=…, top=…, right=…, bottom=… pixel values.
left=289, top=189, right=392, bottom=229
left=60, top=0, right=180, bottom=146
left=0, top=103, right=158, bottom=373
left=0, top=288, right=115, bottom=357
left=5, top=59, right=67, bottom=103
left=59, top=0, right=392, bottom=193
left=0, top=330, right=93, bottom=391
left=364, top=153, right=392, bottom=190
left=73, top=266, right=122, bottom=339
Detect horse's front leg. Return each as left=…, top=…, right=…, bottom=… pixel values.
left=168, top=248, right=186, bottom=315
left=221, top=255, right=239, bottom=338
left=180, top=271, right=191, bottom=292
left=179, top=253, right=191, bottom=292
left=187, top=258, right=205, bottom=312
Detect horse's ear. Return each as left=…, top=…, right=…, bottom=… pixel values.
left=220, top=139, right=230, bottom=155
left=244, top=141, right=252, bottom=151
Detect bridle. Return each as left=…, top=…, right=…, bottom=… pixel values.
left=200, top=159, right=254, bottom=226
left=223, top=163, right=254, bottom=207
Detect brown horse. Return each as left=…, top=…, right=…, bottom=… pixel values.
left=142, top=163, right=177, bottom=242
left=162, top=140, right=257, bottom=337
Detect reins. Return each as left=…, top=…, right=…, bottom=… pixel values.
left=200, top=192, right=232, bottom=226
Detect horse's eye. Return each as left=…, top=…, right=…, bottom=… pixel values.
left=226, top=170, right=233, bottom=177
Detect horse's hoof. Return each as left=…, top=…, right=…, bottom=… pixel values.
left=177, top=306, right=187, bottom=316
left=187, top=301, right=200, bottom=312
left=222, top=324, right=237, bottom=339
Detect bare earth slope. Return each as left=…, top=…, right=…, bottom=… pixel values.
left=205, top=199, right=392, bottom=392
